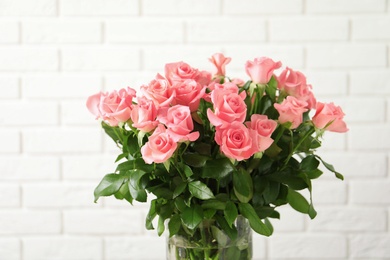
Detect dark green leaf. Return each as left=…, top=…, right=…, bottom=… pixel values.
left=201, top=158, right=234, bottom=179
left=265, top=76, right=277, bottom=101
left=101, top=121, right=121, bottom=144
left=116, top=158, right=153, bottom=173
left=182, top=153, right=209, bottom=167
left=215, top=214, right=238, bottom=241
left=115, top=153, right=127, bottom=163
left=188, top=181, right=214, bottom=200
left=157, top=215, right=165, bottom=236
left=201, top=199, right=226, bottom=210
left=211, top=226, right=229, bottom=247
left=203, top=209, right=216, bottom=219
left=307, top=169, right=323, bottom=179
left=301, top=155, right=320, bottom=171
left=233, top=169, right=253, bottom=203
left=224, top=201, right=238, bottom=228
left=93, top=173, right=126, bottom=202
left=315, top=155, right=344, bottom=180
left=238, top=203, right=272, bottom=236
left=114, top=182, right=133, bottom=204
left=168, top=214, right=181, bottom=237
left=128, top=170, right=148, bottom=202
left=286, top=188, right=310, bottom=214
left=262, top=181, right=280, bottom=205
left=174, top=197, right=187, bottom=212
left=309, top=203, right=317, bottom=219
left=145, top=199, right=157, bottom=230
left=183, top=165, right=193, bottom=178
left=181, top=205, right=203, bottom=230
left=173, top=182, right=187, bottom=198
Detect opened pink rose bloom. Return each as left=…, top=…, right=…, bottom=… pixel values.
left=274, top=96, right=308, bottom=129
left=208, top=53, right=231, bottom=77
left=140, top=74, right=174, bottom=107
left=86, top=87, right=136, bottom=126
left=158, top=105, right=199, bottom=143
left=312, top=102, right=348, bottom=133
left=245, top=57, right=282, bottom=84
left=141, top=124, right=177, bottom=164
left=169, top=79, right=206, bottom=112
left=246, top=114, right=277, bottom=152
left=131, top=97, right=158, bottom=133
left=165, top=61, right=211, bottom=87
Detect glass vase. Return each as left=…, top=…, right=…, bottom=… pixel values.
left=166, top=216, right=252, bottom=260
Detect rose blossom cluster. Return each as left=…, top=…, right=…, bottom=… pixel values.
left=87, top=53, right=348, bottom=164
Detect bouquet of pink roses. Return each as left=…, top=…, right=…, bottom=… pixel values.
left=87, top=53, right=348, bottom=259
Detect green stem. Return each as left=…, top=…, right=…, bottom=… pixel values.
left=283, top=127, right=315, bottom=166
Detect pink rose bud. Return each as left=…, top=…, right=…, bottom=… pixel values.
left=86, top=87, right=136, bottom=126
left=131, top=97, right=159, bottom=133
left=208, top=53, right=232, bottom=77
left=246, top=114, right=277, bottom=152
left=214, top=122, right=257, bottom=161
left=245, top=57, right=282, bottom=84
left=141, top=124, right=177, bottom=164
left=274, top=96, right=308, bottom=129
left=312, top=102, right=348, bottom=133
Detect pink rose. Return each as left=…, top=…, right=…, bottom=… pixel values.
left=312, top=102, right=348, bottom=133
left=131, top=97, right=158, bottom=132
left=277, top=67, right=316, bottom=109
left=215, top=122, right=257, bottom=161
left=158, top=105, right=199, bottom=142
left=86, top=87, right=136, bottom=126
left=274, top=96, right=308, bottom=129
left=141, top=124, right=177, bottom=164
left=246, top=114, right=277, bottom=152
left=207, top=87, right=247, bottom=128
left=169, top=79, right=206, bottom=112
left=140, top=74, right=174, bottom=107
left=208, top=53, right=231, bottom=77
left=165, top=61, right=211, bottom=86
left=245, top=57, right=282, bottom=84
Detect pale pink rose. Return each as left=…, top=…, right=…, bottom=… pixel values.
left=207, top=87, right=247, bottom=128
left=214, top=122, right=257, bottom=161
left=86, top=87, right=136, bottom=126
left=169, top=79, right=206, bottom=112
left=208, top=53, right=231, bottom=77
left=246, top=114, right=277, bottom=152
left=274, top=96, right=308, bottom=129
left=245, top=57, right=282, bottom=84
left=312, top=102, right=348, bottom=133
left=165, top=61, right=211, bottom=86
left=140, top=74, right=174, bottom=107
left=277, top=67, right=316, bottom=109
left=131, top=97, right=158, bottom=132
left=230, top=78, right=245, bottom=87
left=141, top=124, right=177, bottom=164
left=213, top=82, right=246, bottom=100
left=158, top=105, right=199, bottom=142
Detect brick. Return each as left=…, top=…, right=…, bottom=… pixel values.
left=269, top=235, right=347, bottom=258
left=23, top=183, right=95, bottom=207
left=304, top=71, right=348, bottom=96
left=350, top=70, right=390, bottom=95
left=62, top=100, right=97, bottom=125
left=0, top=210, right=60, bottom=234
left=23, top=237, right=102, bottom=260
left=0, top=21, right=19, bottom=43
left=0, top=101, right=58, bottom=126
left=270, top=17, right=349, bottom=42
left=224, top=0, right=303, bottom=14
left=307, top=207, right=386, bottom=231
left=23, top=19, right=101, bottom=43
left=0, top=156, right=60, bottom=180
left=0, top=48, right=58, bottom=71
left=271, top=207, right=305, bottom=233
left=104, top=72, right=154, bottom=92
left=349, top=125, right=390, bottom=150
left=307, top=44, right=387, bottom=68
left=62, top=48, right=140, bottom=71
left=143, top=0, right=220, bottom=15
left=306, top=0, right=386, bottom=13
left=0, top=184, right=19, bottom=207
left=60, top=0, right=138, bottom=16
left=353, top=16, right=390, bottom=40
left=0, top=76, right=19, bottom=98
left=0, top=0, right=56, bottom=16
left=318, top=152, right=387, bottom=178
left=350, top=235, right=390, bottom=258
left=312, top=180, right=347, bottom=204
left=62, top=155, right=115, bottom=180
left=0, top=130, right=20, bottom=153
left=350, top=180, right=390, bottom=204
left=105, top=236, right=165, bottom=260
left=342, top=97, right=385, bottom=122
left=23, top=128, right=102, bottom=153
left=0, top=238, right=20, bottom=260
left=106, top=19, right=183, bottom=43
left=63, top=209, right=143, bottom=234
left=187, top=18, right=266, bottom=43
left=22, top=74, right=101, bottom=99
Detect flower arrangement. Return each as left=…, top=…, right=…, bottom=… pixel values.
left=87, top=53, right=348, bottom=259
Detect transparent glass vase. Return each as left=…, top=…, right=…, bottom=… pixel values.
left=166, top=216, right=252, bottom=260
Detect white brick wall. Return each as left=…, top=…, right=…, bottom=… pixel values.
left=0, top=0, right=389, bottom=259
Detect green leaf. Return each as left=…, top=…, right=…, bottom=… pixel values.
left=301, top=155, right=320, bottom=171
left=116, top=158, right=153, bottom=173
left=145, top=199, right=157, bottom=230
left=233, top=169, right=253, bottom=203
left=315, top=155, right=344, bottom=180
left=182, top=153, right=209, bottom=167
left=168, top=214, right=181, bottom=237
left=114, top=182, right=133, bottom=204
left=224, top=201, right=238, bottom=228
left=101, top=121, right=121, bottom=144
left=238, top=203, right=272, bottom=236
left=211, top=226, right=229, bottom=247
left=286, top=188, right=310, bottom=214
left=128, top=170, right=148, bottom=202
left=173, top=182, right=187, bottom=198
left=174, top=197, right=187, bottom=212
left=93, top=173, right=126, bottom=202
left=201, top=158, right=234, bottom=179
left=262, top=181, right=280, bottom=205
left=265, top=76, right=277, bottom=101
left=181, top=205, right=203, bottom=230
left=309, top=203, right=317, bottom=219
left=157, top=215, right=165, bottom=236
left=307, top=169, right=323, bottom=179
left=215, top=214, right=238, bottom=241
left=201, top=199, right=226, bottom=210
left=183, top=165, right=194, bottom=178
left=188, top=181, right=214, bottom=200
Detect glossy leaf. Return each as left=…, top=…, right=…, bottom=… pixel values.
left=93, top=173, right=126, bottom=202
left=145, top=199, right=157, bottom=230
left=238, top=203, right=272, bottom=236
left=315, top=155, right=344, bottom=180
left=233, top=169, right=253, bottom=203
left=173, top=182, right=187, bottom=198
left=286, top=188, right=310, bottom=214
left=224, top=201, right=238, bottom=228
left=201, top=158, right=234, bottom=179
left=181, top=205, right=203, bottom=230
left=168, top=214, right=181, bottom=237
left=188, top=181, right=214, bottom=200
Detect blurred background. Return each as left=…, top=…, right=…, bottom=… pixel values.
left=0, top=0, right=389, bottom=259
